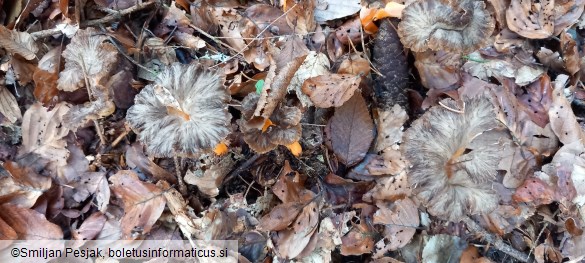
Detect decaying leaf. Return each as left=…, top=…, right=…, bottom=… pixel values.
left=109, top=170, right=166, bottom=239
left=314, top=0, right=361, bottom=22
left=422, top=234, right=468, bottom=263
left=287, top=51, right=330, bottom=107
left=19, top=102, right=71, bottom=166
left=0, top=203, right=63, bottom=240
left=184, top=154, right=236, bottom=197
left=0, top=161, right=51, bottom=208
left=0, top=25, right=38, bottom=60
left=272, top=201, right=320, bottom=259
left=397, top=0, right=495, bottom=53
left=373, top=198, right=419, bottom=256
left=327, top=92, right=374, bottom=166
left=403, top=95, right=507, bottom=221
left=126, top=63, right=231, bottom=157
left=72, top=212, right=107, bottom=241
left=548, top=75, right=585, bottom=144
left=506, top=0, right=555, bottom=39
left=58, top=28, right=118, bottom=91
left=302, top=73, right=361, bottom=108
left=0, top=85, right=21, bottom=124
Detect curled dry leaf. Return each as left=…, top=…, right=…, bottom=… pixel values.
left=554, top=0, right=585, bottom=35
left=0, top=86, right=21, bottom=124
left=33, top=47, right=60, bottom=106
left=287, top=51, right=330, bottom=107
left=126, top=63, right=231, bottom=157
left=301, top=73, right=361, bottom=108
left=506, top=0, right=555, bottom=39
left=158, top=180, right=199, bottom=241
left=125, top=142, right=176, bottom=184
left=210, top=7, right=246, bottom=51
left=397, top=0, right=495, bottom=53
left=250, top=55, right=306, bottom=128
left=560, top=31, right=580, bottom=76
left=327, top=92, right=374, bottom=166
left=18, top=102, right=71, bottom=166
left=403, top=95, right=506, bottom=221
left=283, top=0, right=316, bottom=35
left=272, top=201, right=320, bottom=259
left=0, top=26, right=38, bottom=60
left=58, top=28, right=118, bottom=91
left=109, top=170, right=166, bottom=239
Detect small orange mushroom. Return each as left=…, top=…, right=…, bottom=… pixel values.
left=286, top=141, right=302, bottom=157
left=213, top=142, right=229, bottom=156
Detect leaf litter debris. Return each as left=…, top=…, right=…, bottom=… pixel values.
left=1, top=0, right=585, bottom=262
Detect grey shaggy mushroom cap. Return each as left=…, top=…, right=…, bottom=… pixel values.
left=403, top=95, right=505, bottom=221
left=126, top=63, right=231, bottom=157
left=397, top=0, right=495, bottom=53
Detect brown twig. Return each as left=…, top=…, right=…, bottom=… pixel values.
left=462, top=216, right=531, bottom=262
left=30, top=1, right=157, bottom=39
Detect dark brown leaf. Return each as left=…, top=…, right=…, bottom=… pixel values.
left=327, top=92, right=374, bottom=166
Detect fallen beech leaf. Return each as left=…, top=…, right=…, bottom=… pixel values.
left=19, top=102, right=71, bottom=166
left=72, top=212, right=106, bottom=241
left=0, top=26, right=38, bottom=60
left=414, top=50, right=461, bottom=91
left=58, top=28, right=118, bottom=91
left=0, top=203, right=63, bottom=239
left=274, top=35, right=309, bottom=69
left=287, top=51, right=330, bottom=107
left=273, top=201, right=319, bottom=259
left=125, top=142, right=176, bottom=184
left=210, top=7, right=246, bottom=51
left=283, top=0, right=316, bottom=35
left=374, top=104, right=408, bottom=153
left=335, top=17, right=362, bottom=45
left=0, top=161, right=52, bottom=208
left=184, top=154, right=235, bottom=197
left=258, top=202, right=304, bottom=231
left=272, top=161, right=307, bottom=203
left=554, top=0, right=585, bottom=35
left=109, top=170, right=166, bottom=239
left=373, top=198, right=419, bottom=256
left=341, top=212, right=375, bottom=255
left=0, top=86, right=21, bottom=124
left=548, top=75, right=585, bottom=144
left=560, top=31, right=580, bottom=75
left=337, top=53, right=370, bottom=75
left=513, top=177, right=556, bottom=205
left=302, top=73, right=361, bottom=108
left=506, top=0, right=554, bottom=39
left=314, top=0, right=361, bottom=22
left=0, top=216, right=17, bottom=246
left=245, top=4, right=292, bottom=37
left=327, top=92, right=374, bottom=166
left=363, top=171, right=411, bottom=202
left=321, top=173, right=374, bottom=206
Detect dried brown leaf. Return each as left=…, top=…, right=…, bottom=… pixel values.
left=19, top=102, right=70, bottom=166
left=0, top=26, right=38, bottom=60
left=287, top=51, right=330, bottom=107
left=109, top=170, right=166, bottom=239
left=373, top=198, right=419, bottom=256
left=0, top=203, right=63, bottom=239
left=184, top=154, right=235, bottom=197
left=302, top=73, right=361, bottom=108
left=283, top=0, right=316, bottom=35
left=548, top=75, right=585, bottom=144
left=158, top=180, right=199, bottom=241
left=258, top=202, right=303, bottom=231
left=506, top=0, right=554, bottom=39
left=72, top=212, right=106, bottom=241
left=273, top=201, right=319, bottom=259
left=327, top=92, right=374, bottom=166
left=126, top=142, right=176, bottom=184
left=0, top=161, right=51, bottom=208
left=414, top=51, right=461, bottom=90
left=0, top=85, right=21, bottom=124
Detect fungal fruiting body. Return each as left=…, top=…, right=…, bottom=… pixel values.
left=403, top=95, right=506, bottom=221
left=126, top=63, right=231, bottom=157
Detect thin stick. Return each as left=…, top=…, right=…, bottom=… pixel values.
left=30, top=1, right=157, bottom=39
left=173, top=155, right=188, bottom=195
left=111, top=125, right=130, bottom=147
left=462, top=216, right=530, bottom=262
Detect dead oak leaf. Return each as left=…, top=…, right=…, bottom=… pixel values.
left=109, top=170, right=166, bottom=239
left=18, top=102, right=71, bottom=166
left=301, top=73, right=361, bottom=108
left=327, top=92, right=374, bottom=166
